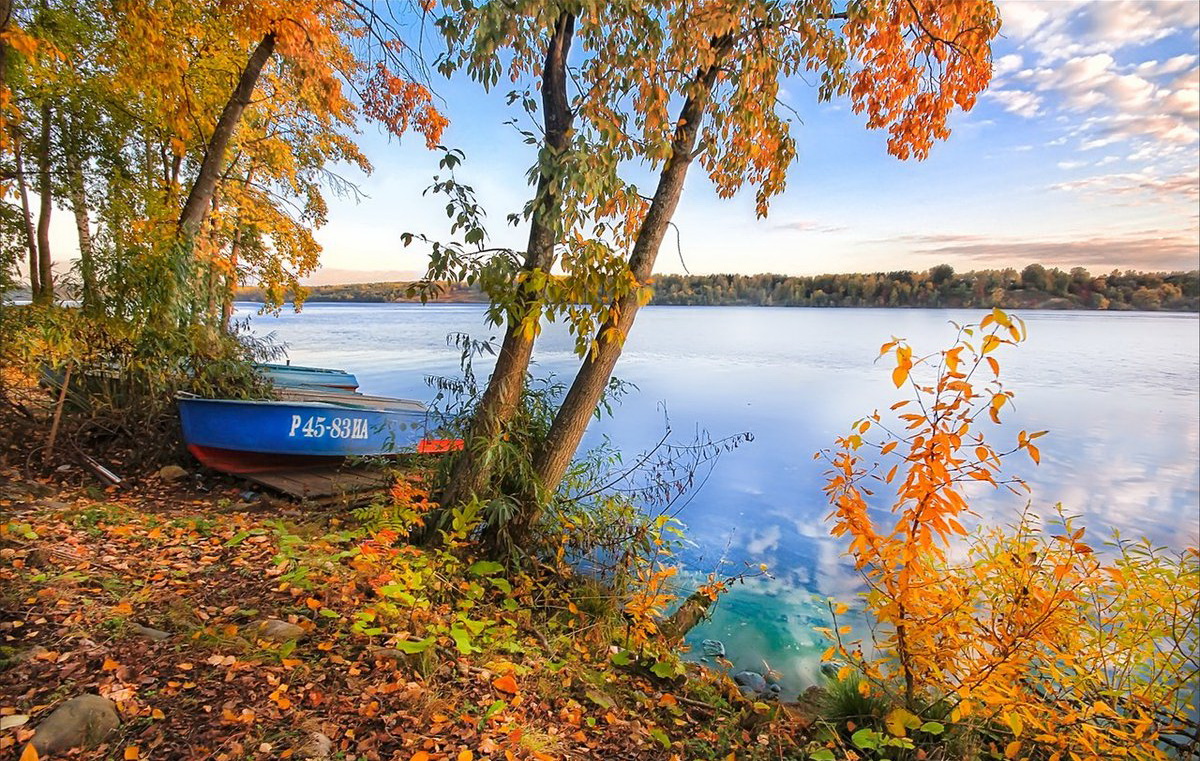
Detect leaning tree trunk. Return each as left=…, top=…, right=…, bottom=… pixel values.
left=34, top=102, right=53, bottom=303
left=13, top=133, right=40, bottom=297
left=436, top=13, right=576, bottom=519
left=178, top=32, right=275, bottom=238
left=155, top=32, right=274, bottom=329
left=528, top=40, right=732, bottom=515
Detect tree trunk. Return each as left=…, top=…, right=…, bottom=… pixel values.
left=151, top=31, right=273, bottom=330
left=13, top=133, right=40, bottom=296
left=35, top=102, right=53, bottom=303
left=221, top=227, right=242, bottom=331
left=178, top=32, right=275, bottom=238
left=530, top=40, right=731, bottom=503
left=0, top=0, right=11, bottom=118
left=68, top=152, right=98, bottom=313
left=436, top=13, right=576, bottom=519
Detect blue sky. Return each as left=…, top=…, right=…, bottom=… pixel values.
left=300, top=0, right=1198, bottom=284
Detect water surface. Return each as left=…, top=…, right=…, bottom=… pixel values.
left=242, top=304, right=1200, bottom=688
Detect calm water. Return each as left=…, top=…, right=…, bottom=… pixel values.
left=241, top=303, right=1200, bottom=688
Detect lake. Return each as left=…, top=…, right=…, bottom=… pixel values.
left=240, top=303, right=1200, bottom=689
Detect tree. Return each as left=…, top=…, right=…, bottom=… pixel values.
left=821, top=310, right=1198, bottom=758
left=433, top=8, right=579, bottom=516
left=1, top=0, right=445, bottom=326
left=929, top=263, right=954, bottom=285
left=425, top=0, right=1001, bottom=544
left=1020, top=262, right=1047, bottom=291
left=530, top=1, right=998, bottom=504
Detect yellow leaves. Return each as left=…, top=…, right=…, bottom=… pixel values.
left=884, top=708, right=920, bottom=737
left=892, top=344, right=913, bottom=388
left=19, top=744, right=39, bottom=761
left=1004, top=711, right=1024, bottom=738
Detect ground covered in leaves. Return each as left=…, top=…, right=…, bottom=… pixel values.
left=0, top=470, right=814, bottom=760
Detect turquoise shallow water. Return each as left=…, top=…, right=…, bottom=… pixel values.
left=241, top=303, right=1200, bottom=692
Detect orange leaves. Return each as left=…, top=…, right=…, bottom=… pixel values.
left=824, top=316, right=1197, bottom=760
left=362, top=64, right=448, bottom=148
left=843, top=0, right=1000, bottom=160
left=491, top=674, right=519, bottom=695
left=888, top=343, right=914, bottom=388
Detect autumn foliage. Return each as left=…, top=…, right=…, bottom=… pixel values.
left=820, top=309, right=1199, bottom=759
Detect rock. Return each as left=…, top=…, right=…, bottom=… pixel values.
left=820, top=660, right=848, bottom=680
left=256, top=619, right=306, bottom=642
left=129, top=623, right=171, bottom=642
left=700, top=639, right=726, bottom=658
left=369, top=648, right=412, bottom=663
left=299, top=731, right=334, bottom=759
left=157, top=465, right=188, bottom=482
left=733, top=670, right=769, bottom=698
left=27, top=694, right=119, bottom=757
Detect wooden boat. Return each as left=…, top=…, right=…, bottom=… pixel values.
left=176, top=394, right=462, bottom=474
left=255, top=362, right=359, bottom=391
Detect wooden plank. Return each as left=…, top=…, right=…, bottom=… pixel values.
left=242, top=464, right=392, bottom=502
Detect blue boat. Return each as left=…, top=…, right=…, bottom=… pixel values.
left=177, top=395, right=461, bottom=474
left=256, top=362, right=359, bottom=391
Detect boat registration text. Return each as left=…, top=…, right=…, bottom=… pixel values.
left=287, top=414, right=369, bottom=440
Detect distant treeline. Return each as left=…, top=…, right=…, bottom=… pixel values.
left=236, top=281, right=485, bottom=304
left=236, top=265, right=1200, bottom=311
left=651, top=265, right=1199, bottom=311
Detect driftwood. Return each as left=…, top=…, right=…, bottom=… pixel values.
left=661, top=590, right=714, bottom=643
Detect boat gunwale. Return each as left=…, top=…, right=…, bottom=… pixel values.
left=176, top=395, right=428, bottom=416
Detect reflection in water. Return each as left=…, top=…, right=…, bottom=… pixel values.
left=243, top=304, right=1200, bottom=690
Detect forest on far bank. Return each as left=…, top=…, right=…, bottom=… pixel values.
left=233, top=264, right=1200, bottom=311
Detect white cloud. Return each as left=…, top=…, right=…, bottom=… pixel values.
left=987, top=88, right=1044, bottom=117
left=1135, top=54, right=1198, bottom=78
left=988, top=2, right=1199, bottom=199
left=994, top=53, right=1024, bottom=79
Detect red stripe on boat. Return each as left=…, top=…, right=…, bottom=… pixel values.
left=417, top=438, right=464, bottom=454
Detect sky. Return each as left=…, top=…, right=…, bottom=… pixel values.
left=32, top=0, right=1200, bottom=284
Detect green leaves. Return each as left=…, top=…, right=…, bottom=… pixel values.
left=392, top=636, right=436, bottom=654
left=468, top=560, right=505, bottom=576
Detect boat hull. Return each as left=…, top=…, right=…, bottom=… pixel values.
left=256, top=363, right=359, bottom=391
left=177, top=397, right=460, bottom=474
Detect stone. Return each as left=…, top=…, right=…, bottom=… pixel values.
left=700, top=639, right=726, bottom=658
left=299, top=731, right=334, bottom=759
left=157, top=465, right=188, bottom=482
left=733, top=670, right=769, bottom=698
left=256, top=619, right=306, bottom=642
left=369, top=648, right=412, bottom=663
left=820, top=660, right=848, bottom=680
left=27, top=694, right=119, bottom=757
left=129, top=623, right=171, bottom=642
